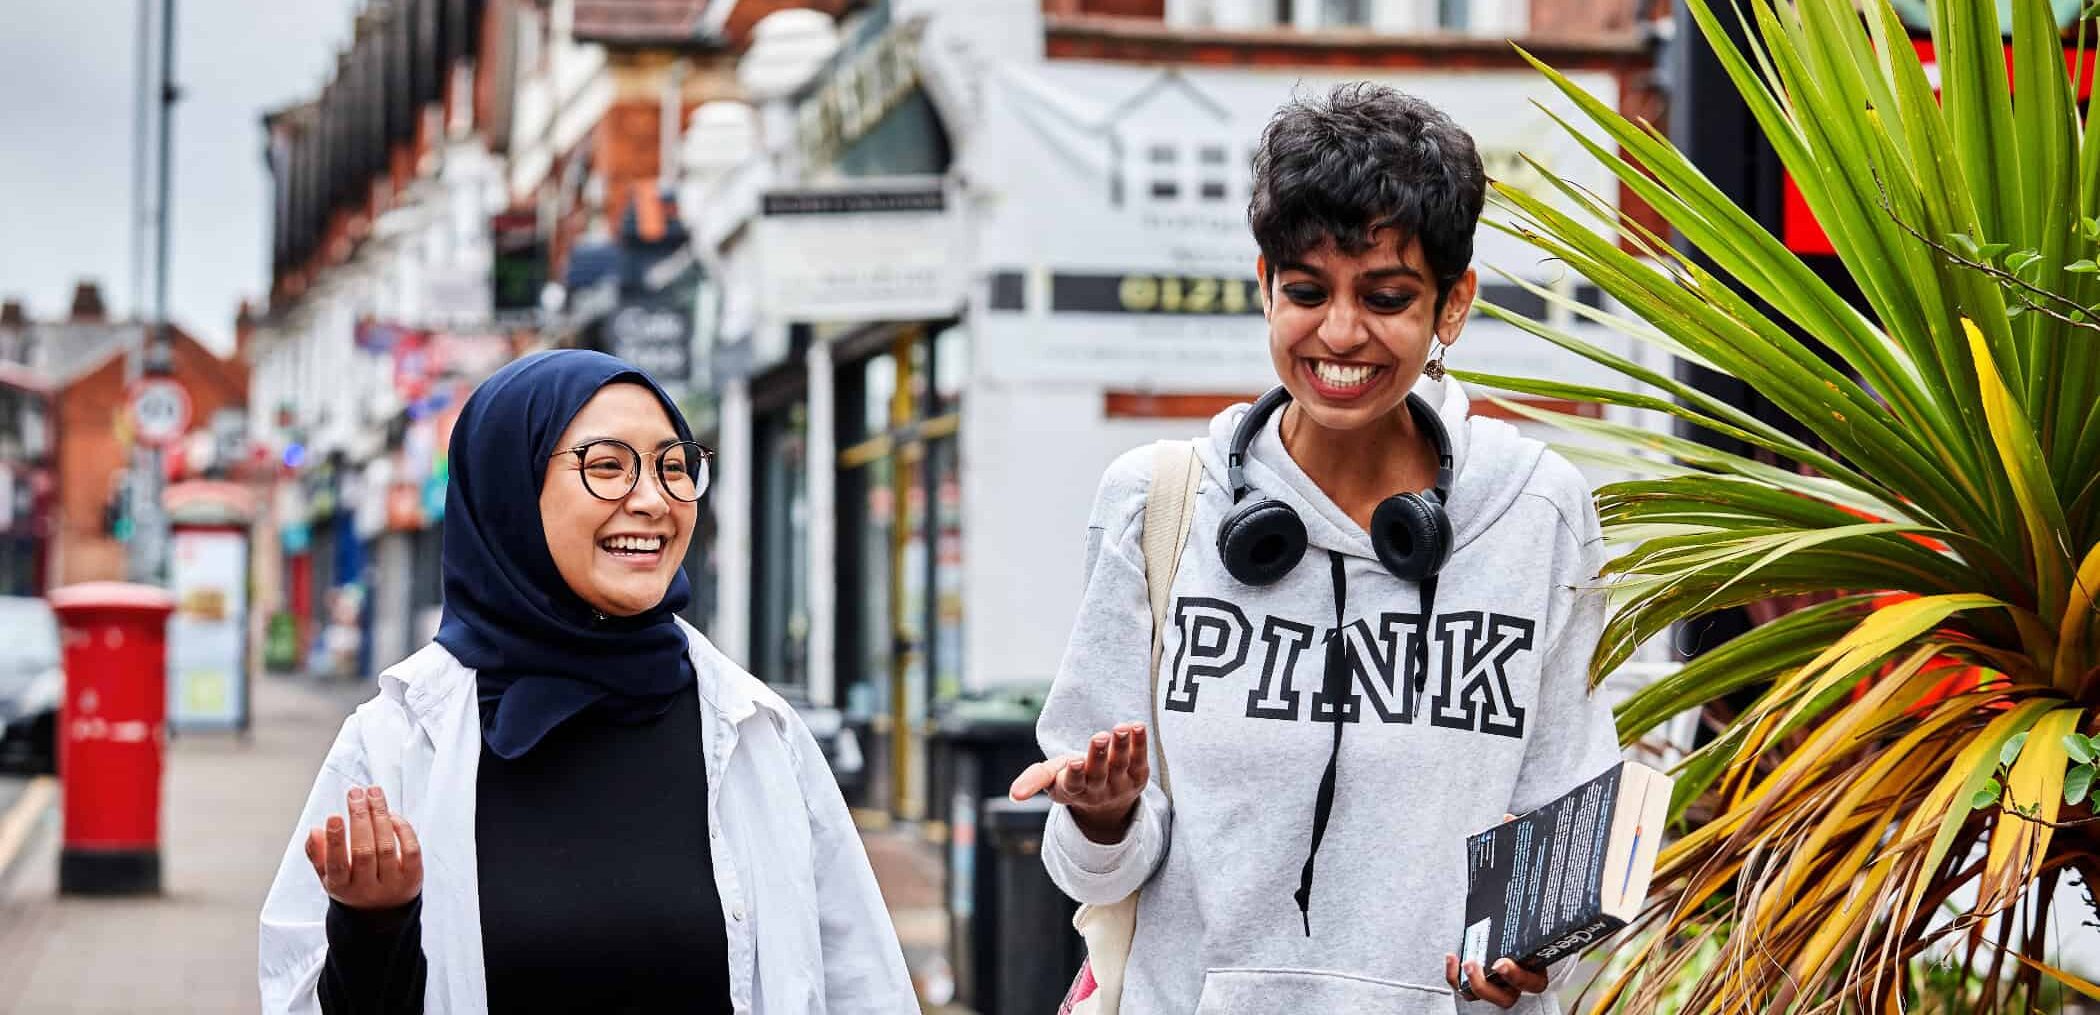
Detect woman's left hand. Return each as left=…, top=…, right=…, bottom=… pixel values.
left=1443, top=954, right=1548, bottom=1008
left=1444, top=812, right=1545, bottom=1008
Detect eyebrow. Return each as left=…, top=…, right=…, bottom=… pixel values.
left=1275, top=261, right=1425, bottom=282
left=574, top=435, right=683, bottom=450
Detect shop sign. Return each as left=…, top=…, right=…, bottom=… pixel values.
left=491, top=211, right=548, bottom=315
left=796, top=20, right=923, bottom=170
left=607, top=303, right=694, bottom=386
left=755, top=180, right=964, bottom=322
left=423, top=264, right=492, bottom=325
left=168, top=529, right=249, bottom=732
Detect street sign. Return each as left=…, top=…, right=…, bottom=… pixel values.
left=129, top=379, right=191, bottom=448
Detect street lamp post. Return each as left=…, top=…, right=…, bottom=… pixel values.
left=130, top=0, right=179, bottom=585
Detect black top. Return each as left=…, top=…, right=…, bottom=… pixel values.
left=320, top=682, right=733, bottom=1014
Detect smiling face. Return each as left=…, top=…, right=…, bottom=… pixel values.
left=538, top=382, right=698, bottom=617
left=1261, top=228, right=1477, bottom=433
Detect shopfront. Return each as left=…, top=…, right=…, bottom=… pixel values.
left=696, top=5, right=1665, bottom=822
left=828, top=321, right=965, bottom=819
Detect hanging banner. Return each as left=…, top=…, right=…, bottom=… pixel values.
left=168, top=529, right=249, bottom=732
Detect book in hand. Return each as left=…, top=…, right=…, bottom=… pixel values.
left=1457, top=761, right=1672, bottom=992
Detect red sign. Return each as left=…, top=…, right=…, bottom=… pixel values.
left=1783, top=37, right=2100, bottom=256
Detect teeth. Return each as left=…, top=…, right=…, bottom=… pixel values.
left=1312, top=361, right=1379, bottom=388
left=602, top=536, right=663, bottom=552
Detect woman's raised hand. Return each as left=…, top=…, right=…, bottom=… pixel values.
left=304, top=785, right=423, bottom=911
left=1008, top=722, right=1150, bottom=844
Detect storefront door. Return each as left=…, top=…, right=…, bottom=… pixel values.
left=839, top=324, right=964, bottom=819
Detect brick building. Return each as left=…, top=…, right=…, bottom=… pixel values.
left=53, top=315, right=247, bottom=586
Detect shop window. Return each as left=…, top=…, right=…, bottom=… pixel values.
left=932, top=324, right=967, bottom=414
left=751, top=403, right=811, bottom=690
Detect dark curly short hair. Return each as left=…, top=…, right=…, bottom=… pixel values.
left=1248, top=83, right=1487, bottom=311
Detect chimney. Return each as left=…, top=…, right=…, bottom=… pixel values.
left=69, top=281, right=108, bottom=323
left=0, top=299, right=23, bottom=329
left=235, top=300, right=258, bottom=361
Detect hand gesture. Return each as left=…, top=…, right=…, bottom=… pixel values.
left=304, top=785, right=423, bottom=911
left=1008, top=722, right=1149, bottom=844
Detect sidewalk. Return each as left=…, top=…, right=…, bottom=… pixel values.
left=862, top=821, right=959, bottom=1010
left=0, top=672, right=369, bottom=1013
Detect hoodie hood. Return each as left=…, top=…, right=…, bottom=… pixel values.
left=1196, top=375, right=1549, bottom=561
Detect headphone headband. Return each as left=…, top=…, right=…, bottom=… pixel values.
left=1228, top=385, right=1454, bottom=502
left=1227, top=386, right=1295, bottom=501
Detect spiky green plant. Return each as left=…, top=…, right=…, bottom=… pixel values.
left=1460, top=0, right=2100, bottom=1007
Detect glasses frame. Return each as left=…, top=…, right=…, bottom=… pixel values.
left=551, top=438, right=715, bottom=503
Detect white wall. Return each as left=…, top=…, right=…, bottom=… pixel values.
left=960, top=374, right=1196, bottom=690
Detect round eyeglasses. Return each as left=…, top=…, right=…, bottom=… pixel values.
left=552, top=439, right=713, bottom=503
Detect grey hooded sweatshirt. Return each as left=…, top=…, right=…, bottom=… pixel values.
left=1037, top=377, right=1622, bottom=1014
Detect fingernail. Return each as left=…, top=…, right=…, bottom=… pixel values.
left=368, top=787, right=384, bottom=800
left=327, top=817, right=342, bottom=830
left=348, top=787, right=364, bottom=802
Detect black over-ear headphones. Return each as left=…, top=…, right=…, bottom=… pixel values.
left=1217, top=385, right=1455, bottom=586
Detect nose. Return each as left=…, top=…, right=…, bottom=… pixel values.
left=622, top=464, right=670, bottom=518
left=1315, top=298, right=1369, bottom=355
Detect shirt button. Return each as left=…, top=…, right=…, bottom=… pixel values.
left=732, top=907, right=746, bottom=921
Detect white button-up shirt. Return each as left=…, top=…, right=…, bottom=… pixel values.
left=258, top=620, right=918, bottom=1013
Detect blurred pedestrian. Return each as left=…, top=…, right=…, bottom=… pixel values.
left=1010, top=84, right=1620, bottom=1013
left=259, top=350, right=916, bottom=1013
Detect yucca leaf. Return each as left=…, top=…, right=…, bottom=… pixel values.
left=1983, top=708, right=2080, bottom=903
left=1967, top=319, right=2072, bottom=627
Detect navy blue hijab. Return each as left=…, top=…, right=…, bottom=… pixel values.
left=435, top=349, right=696, bottom=759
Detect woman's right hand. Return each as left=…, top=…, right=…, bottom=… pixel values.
left=1008, top=722, right=1149, bottom=844
left=304, top=785, right=423, bottom=911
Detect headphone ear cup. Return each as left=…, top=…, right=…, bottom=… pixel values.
left=1216, top=499, right=1308, bottom=586
left=1371, top=492, right=1452, bottom=582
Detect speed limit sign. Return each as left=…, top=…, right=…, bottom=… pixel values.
left=130, top=379, right=192, bottom=447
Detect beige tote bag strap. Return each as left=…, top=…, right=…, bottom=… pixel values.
left=1141, top=439, right=1201, bottom=798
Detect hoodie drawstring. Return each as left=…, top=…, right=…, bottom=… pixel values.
left=1293, top=552, right=1440, bottom=936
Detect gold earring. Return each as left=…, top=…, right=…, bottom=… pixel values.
left=1423, top=342, right=1449, bottom=381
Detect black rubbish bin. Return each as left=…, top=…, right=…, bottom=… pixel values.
left=933, top=691, right=1049, bottom=1011
left=983, top=794, right=1083, bottom=1015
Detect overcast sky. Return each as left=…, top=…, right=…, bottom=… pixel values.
left=1, top=1, right=362, bottom=353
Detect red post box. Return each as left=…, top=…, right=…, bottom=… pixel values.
left=48, top=581, right=175, bottom=895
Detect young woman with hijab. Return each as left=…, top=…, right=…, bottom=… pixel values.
left=259, top=350, right=916, bottom=1013
left=1008, top=85, right=1622, bottom=1012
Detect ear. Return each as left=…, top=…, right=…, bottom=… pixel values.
left=1435, top=268, right=1479, bottom=346
left=1255, top=255, right=1272, bottom=318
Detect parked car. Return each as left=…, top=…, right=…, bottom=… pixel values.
left=774, top=686, right=866, bottom=803
left=0, top=596, right=61, bottom=775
